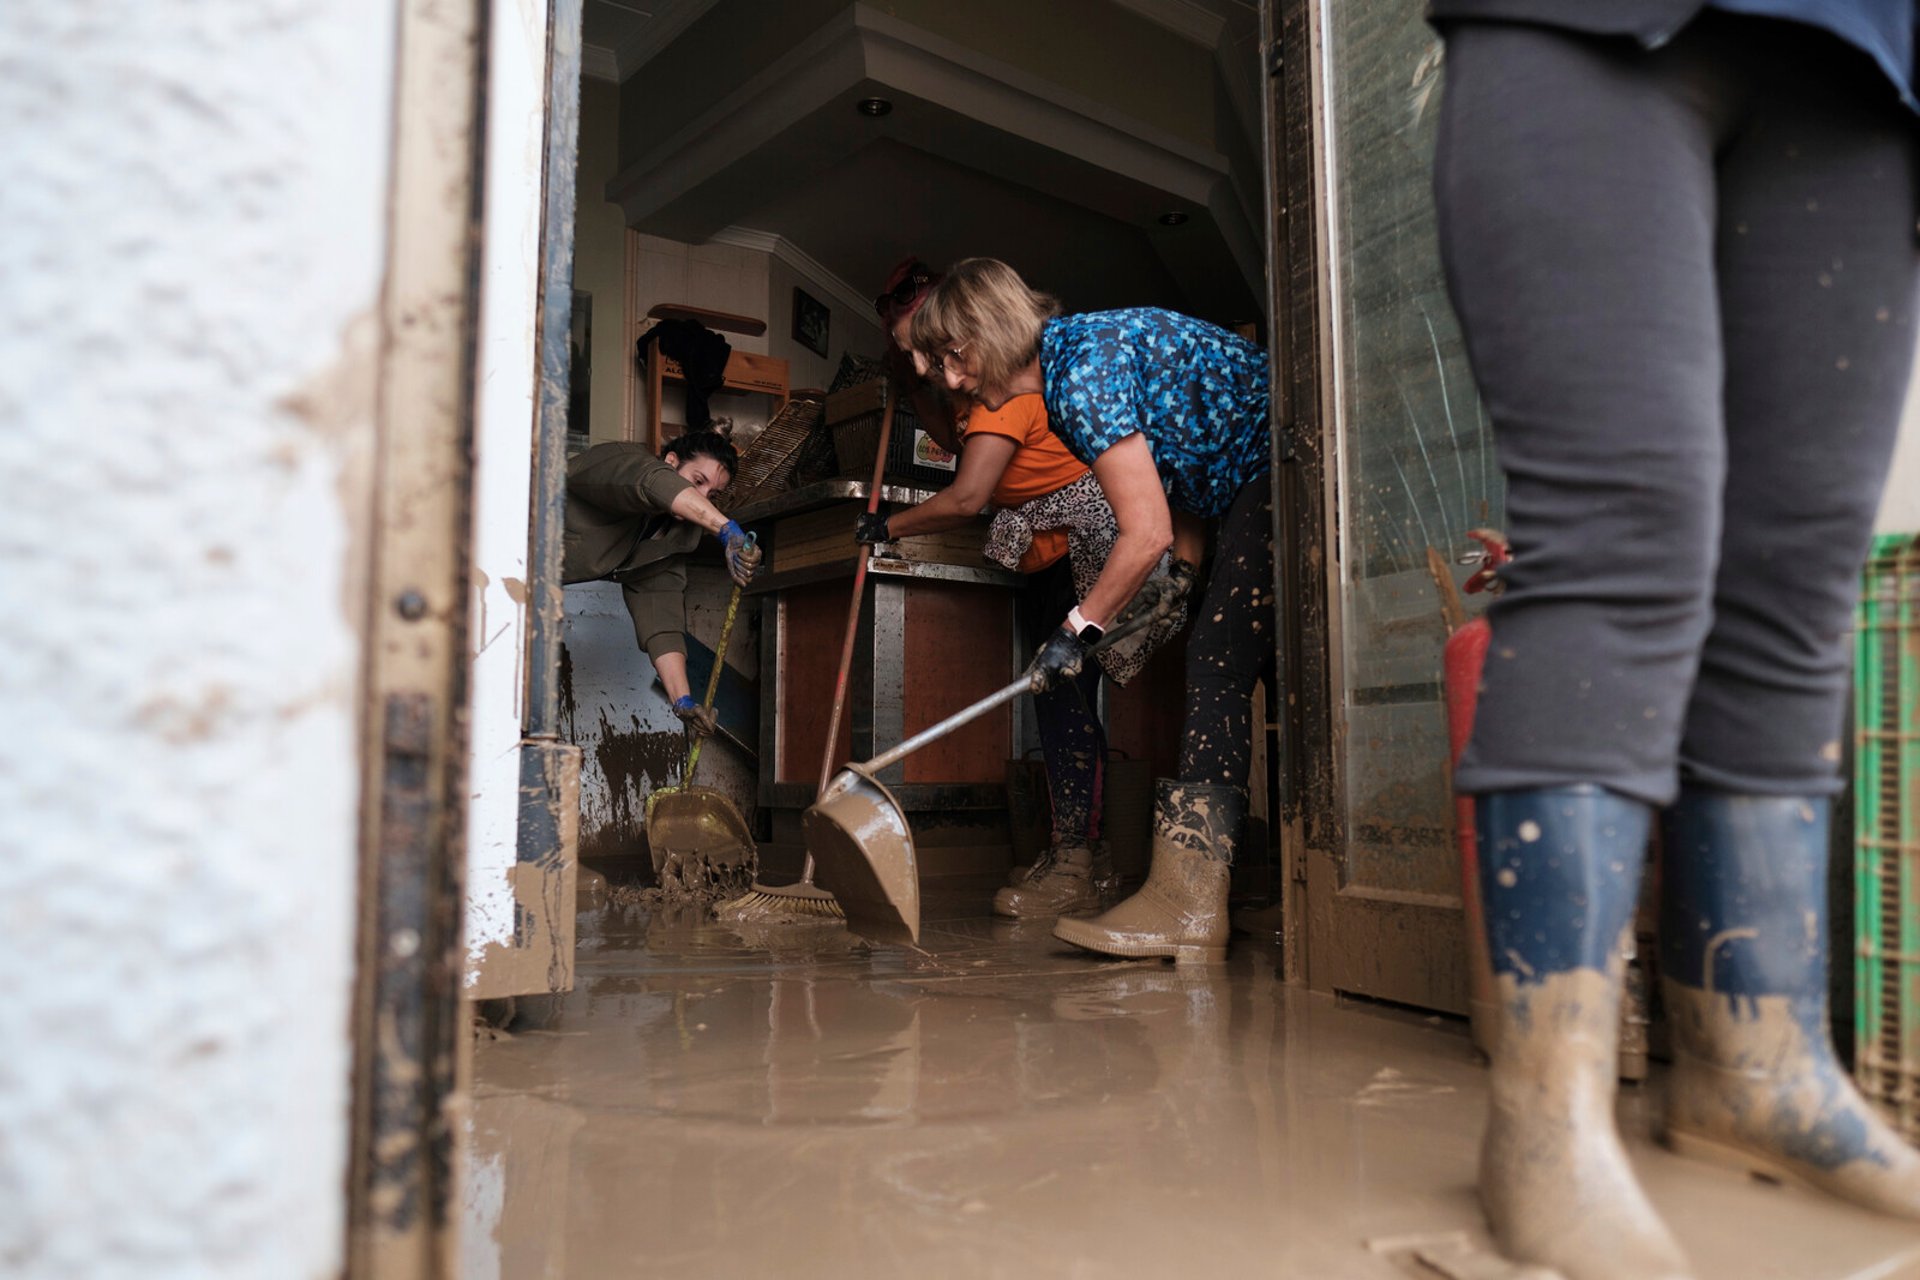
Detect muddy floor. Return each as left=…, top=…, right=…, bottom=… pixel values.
left=464, top=902, right=1920, bottom=1279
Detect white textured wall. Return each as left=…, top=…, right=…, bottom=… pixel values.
left=1879, top=336, right=1920, bottom=534
left=0, top=3, right=395, bottom=1276
left=465, top=0, right=549, bottom=980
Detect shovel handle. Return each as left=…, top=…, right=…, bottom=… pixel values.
left=855, top=593, right=1169, bottom=777
left=814, top=386, right=897, bottom=799
left=680, top=534, right=754, bottom=789
left=801, top=387, right=898, bottom=885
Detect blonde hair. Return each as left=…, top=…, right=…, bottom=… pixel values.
left=908, top=259, right=1060, bottom=396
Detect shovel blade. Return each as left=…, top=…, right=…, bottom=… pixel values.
left=645, top=786, right=756, bottom=880
left=803, top=765, right=920, bottom=944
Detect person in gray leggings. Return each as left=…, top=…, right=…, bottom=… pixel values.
left=1429, top=6, right=1920, bottom=1278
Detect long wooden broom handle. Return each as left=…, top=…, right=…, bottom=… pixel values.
left=815, top=383, right=897, bottom=802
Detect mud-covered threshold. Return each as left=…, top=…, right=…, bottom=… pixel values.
left=464, top=904, right=1920, bottom=1280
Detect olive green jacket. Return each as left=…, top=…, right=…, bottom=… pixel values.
left=562, top=443, right=702, bottom=664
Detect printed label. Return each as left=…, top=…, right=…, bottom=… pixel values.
left=914, top=429, right=957, bottom=471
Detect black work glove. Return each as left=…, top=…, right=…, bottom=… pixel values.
left=1126, top=560, right=1195, bottom=622
left=671, top=694, right=719, bottom=739
left=1028, top=626, right=1090, bottom=693
left=854, top=509, right=892, bottom=545
left=1168, top=557, right=1198, bottom=604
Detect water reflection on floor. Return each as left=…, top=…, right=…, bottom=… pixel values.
left=464, top=904, right=1920, bottom=1279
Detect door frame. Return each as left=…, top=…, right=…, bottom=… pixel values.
left=1269, top=0, right=1469, bottom=1013
left=344, top=0, right=490, bottom=1273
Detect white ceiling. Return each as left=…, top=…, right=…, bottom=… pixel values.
left=582, top=0, right=1265, bottom=326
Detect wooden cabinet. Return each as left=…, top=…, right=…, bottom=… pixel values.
left=737, top=480, right=1024, bottom=900
left=643, top=343, right=788, bottom=449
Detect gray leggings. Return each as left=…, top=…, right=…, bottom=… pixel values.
left=1435, top=12, right=1919, bottom=803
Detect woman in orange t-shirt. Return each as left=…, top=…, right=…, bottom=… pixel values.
left=855, top=259, right=1187, bottom=919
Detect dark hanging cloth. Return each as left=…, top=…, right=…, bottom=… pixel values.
left=637, top=318, right=732, bottom=430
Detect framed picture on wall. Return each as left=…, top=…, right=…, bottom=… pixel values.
left=791, top=286, right=830, bottom=357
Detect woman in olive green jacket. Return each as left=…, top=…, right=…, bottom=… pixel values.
left=562, top=429, right=762, bottom=736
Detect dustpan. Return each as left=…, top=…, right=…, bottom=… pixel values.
left=644, top=548, right=756, bottom=896
left=805, top=593, right=1173, bottom=945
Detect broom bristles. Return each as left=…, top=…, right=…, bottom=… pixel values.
left=715, top=878, right=845, bottom=922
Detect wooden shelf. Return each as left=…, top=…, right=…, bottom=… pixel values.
left=646, top=343, right=789, bottom=450
left=645, top=302, right=766, bottom=337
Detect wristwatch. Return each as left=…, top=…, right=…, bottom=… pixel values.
left=1067, top=605, right=1103, bottom=645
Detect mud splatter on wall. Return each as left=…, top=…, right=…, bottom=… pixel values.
left=584, top=708, right=685, bottom=863
left=561, top=579, right=759, bottom=875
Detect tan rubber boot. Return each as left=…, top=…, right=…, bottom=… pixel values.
left=993, top=843, right=1097, bottom=918
left=1010, top=839, right=1113, bottom=887
left=1051, top=781, right=1238, bottom=964
left=1005, top=851, right=1047, bottom=889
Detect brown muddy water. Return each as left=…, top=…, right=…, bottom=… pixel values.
left=464, top=904, right=1920, bottom=1279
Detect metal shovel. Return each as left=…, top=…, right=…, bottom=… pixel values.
left=803, top=594, right=1172, bottom=944
left=644, top=545, right=757, bottom=897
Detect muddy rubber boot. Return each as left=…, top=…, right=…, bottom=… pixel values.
left=1010, top=839, right=1113, bottom=890
left=1005, top=850, right=1048, bottom=889
left=1476, top=786, right=1695, bottom=1280
left=1051, top=781, right=1239, bottom=964
left=993, top=842, right=1098, bottom=918
left=1088, top=839, right=1120, bottom=903
left=1660, top=791, right=1920, bottom=1217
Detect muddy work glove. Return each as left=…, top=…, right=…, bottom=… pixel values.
left=1168, top=557, right=1198, bottom=603
left=719, top=520, right=761, bottom=586
left=671, top=694, right=719, bottom=739
left=854, top=509, right=892, bottom=545
left=1028, top=626, right=1090, bottom=693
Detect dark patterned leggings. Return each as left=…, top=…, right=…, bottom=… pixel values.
left=1179, top=471, right=1276, bottom=788
left=1025, top=557, right=1107, bottom=844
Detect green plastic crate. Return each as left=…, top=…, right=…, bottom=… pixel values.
left=1855, top=531, right=1920, bottom=1140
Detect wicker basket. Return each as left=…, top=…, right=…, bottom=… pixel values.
left=719, top=394, right=822, bottom=512
left=826, top=378, right=957, bottom=490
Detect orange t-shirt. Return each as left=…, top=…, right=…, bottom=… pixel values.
left=961, top=393, right=1089, bottom=573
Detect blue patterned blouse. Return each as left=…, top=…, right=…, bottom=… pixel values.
left=1038, top=309, right=1271, bottom=519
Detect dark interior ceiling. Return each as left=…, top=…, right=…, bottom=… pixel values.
left=741, top=139, right=1197, bottom=317
left=586, top=0, right=1264, bottom=327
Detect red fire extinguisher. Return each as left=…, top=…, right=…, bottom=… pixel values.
left=1443, top=528, right=1509, bottom=1058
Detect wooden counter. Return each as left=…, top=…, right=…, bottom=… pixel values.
left=742, top=481, right=1024, bottom=895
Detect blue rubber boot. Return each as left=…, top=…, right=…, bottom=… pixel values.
left=1477, top=787, right=1694, bottom=1280
left=1660, top=790, right=1920, bottom=1216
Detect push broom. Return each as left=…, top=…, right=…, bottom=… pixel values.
left=716, top=381, right=901, bottom=923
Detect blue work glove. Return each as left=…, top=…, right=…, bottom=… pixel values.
left=671, top=694, right=718, bottom=738
left=1028, top=626, right=1090, bottom=693
left=854, top=509, right=892, bottom=545
left=719, top=520, right=762, bottom=586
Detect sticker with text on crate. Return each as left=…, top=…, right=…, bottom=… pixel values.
left=914, top=430, right=956, bottom=471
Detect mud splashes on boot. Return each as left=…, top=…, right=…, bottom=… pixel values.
left=1052, top=780, right=1242, bottom=964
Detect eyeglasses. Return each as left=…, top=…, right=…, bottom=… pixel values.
left=873, top=268, right=932, bottom=317
left=938, top=341, right=971, bottom=375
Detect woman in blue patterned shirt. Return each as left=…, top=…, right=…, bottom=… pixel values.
left=910, top=257, right=1273, bottom=965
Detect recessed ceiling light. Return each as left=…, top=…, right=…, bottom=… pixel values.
left=857, top=97, right=893, bottom=117
left=1158, top=210, right=1189, bottom=227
